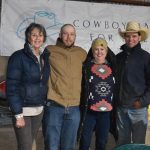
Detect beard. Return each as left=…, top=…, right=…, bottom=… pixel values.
left=65, top=42, right=74, bottom=48
left=63, top=40, right=75, bottom=48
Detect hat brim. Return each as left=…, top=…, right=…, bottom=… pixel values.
left=119, top=27, right=149, bottom=41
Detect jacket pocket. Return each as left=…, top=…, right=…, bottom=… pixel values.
left=20, top=84, right=42, bottom=105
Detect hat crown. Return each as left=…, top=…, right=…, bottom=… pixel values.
left=119, top=21, right=149, bottom=41
left=126, top=21, right=141, bottom=32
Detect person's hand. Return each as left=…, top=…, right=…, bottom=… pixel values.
left=132, top=100, right=142, bottom=109
left=15, top=117, right=25, bottom=128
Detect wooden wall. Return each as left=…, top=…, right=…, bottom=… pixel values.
left=71, top=0, right=150, bottom=6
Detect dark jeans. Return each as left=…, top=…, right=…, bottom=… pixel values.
left=12, top=112, right=43, bottom=150
left=42, top=100, right=80, bottom=150
left=80, top=111, right=110, bottom=150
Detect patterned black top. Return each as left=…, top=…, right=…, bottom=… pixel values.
left=87, top=61, right=115, bottom=112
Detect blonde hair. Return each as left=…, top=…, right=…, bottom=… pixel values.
left=92, top=38, right=108, bottom=51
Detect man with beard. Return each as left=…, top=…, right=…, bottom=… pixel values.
left=42, top=24, right=87, bottom=150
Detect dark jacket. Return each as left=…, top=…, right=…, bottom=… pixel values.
left=78, top=47, right=118, bottom=142
left=6, top=43, right=50, bottom=115
left=116, top=43, right=150, bottom=107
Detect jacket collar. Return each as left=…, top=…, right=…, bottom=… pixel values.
left=23, top=43, right=48, bottom=57
left=120, top=42, right=141, bottom=54
left=23, top=43, right=34, bottom=56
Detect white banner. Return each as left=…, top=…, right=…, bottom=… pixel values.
left=0, top=0, right=150, bottom=56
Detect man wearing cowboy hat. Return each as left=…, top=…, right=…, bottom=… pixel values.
left=116, top=21, right=150, bottom=145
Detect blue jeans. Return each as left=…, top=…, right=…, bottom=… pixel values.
left=79, top=111, right=110, bottom=150
left=42, top=100, right=80, bottom=150
left=117, top=107, right=148, bottom=146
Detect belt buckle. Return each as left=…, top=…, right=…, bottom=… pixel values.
left=46, top=101, right=51, bottom=107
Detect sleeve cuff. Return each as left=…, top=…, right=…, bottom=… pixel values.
left=15, top=113, right=24, bottom=119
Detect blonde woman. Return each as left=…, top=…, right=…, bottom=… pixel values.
left=79, top=38, right=116, bottom=150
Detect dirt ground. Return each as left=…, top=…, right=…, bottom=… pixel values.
left=0, top=125, right=116, bottom=150
left=0, top=124, right=150, bottom=150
